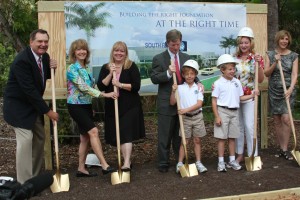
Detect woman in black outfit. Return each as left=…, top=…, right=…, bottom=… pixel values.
left=97, top=41, right=145, bottom=171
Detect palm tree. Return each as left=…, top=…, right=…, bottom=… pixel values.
left=219, top=35, right=237, bottom=54
left=65, top=2, right=113, bottom=45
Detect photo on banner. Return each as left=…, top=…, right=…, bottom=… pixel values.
left=65, top=2, right=246, bottom=93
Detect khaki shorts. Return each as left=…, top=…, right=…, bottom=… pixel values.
left=214, top=107, right=240, bottom=139
left=179, top=112, right=206, bottom=138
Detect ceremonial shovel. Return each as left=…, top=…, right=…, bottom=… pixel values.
left=50, top=68, right=70, bottom=193
left=278, top=61, right=300, bottom=165
left=245, top=62, right=262, bottom=171
left=111, top=71, right=130, bottom=185
left=172, top=71, right=198, bottom=178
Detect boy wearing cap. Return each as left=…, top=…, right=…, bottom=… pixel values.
left=212, top=54, right=257, bottom=172
left=170, top=59, right=207, bottom=173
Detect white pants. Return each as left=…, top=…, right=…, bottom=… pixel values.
left=235, top=100, right=258, bottom=156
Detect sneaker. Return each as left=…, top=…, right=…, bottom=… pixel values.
left=227, top=160, right=242, bottom=170
left=217, top=161, right=227, bottom=172
left=196, top=161, right=208, bottom=173
left=176, top=162, right=184, bottom=173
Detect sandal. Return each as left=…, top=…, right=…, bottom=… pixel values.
left=279, top=150, right=294, bottom=160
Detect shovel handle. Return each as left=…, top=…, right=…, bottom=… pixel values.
left=172, top=73, right=189, bottom=163
left=51, top=68, right=60, bottom=170
left=278, top=61, right=297, bottom=150
left=113, top=71, right=122, bottom=170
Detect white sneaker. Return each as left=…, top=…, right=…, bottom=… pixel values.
left=176, top=162, right=184, bottom=173
left=227, top=160, right=242, bottom=170
left=196, top=161, right=208, bottom=173
left=217, top=161, right=227, bottom=172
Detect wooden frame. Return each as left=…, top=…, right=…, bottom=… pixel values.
left=38, top=1, right=269, bottom=170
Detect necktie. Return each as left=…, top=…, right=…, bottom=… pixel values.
left=37, top=57, right=43, bottom=76
left=174, top=54, right=182, bottom=84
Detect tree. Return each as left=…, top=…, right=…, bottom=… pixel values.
left=262, top=0, right=279, bottom=50
left=65, top=2, right=113, bottom=46
left=0, top=0, right=38, bottom=52
left=219, top=35, right=237, bottom=54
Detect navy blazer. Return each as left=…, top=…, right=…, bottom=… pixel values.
left=150, top=50, right=189, bottom=116
left=3, top=46, right=51, bottom=129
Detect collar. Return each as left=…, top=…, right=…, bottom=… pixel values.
left=167, top=49, right=178, bottom=59
left=220, top=76, right=235, bottom=82
left=31, top=49, right=42, bottom=62
left=182, top=82, right=197, bottom=88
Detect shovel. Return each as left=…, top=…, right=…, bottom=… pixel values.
left=172, top=72, right=198, bottom=178
left=278, top=61, right=300, bottom=165
left=245, top=61, right=262, bottom=171
left=111, top=71, right=130, bottom=185
left=50, top=68, right=70, bottom=193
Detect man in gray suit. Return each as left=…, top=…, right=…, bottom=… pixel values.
left=151, top=29, right=190, bottom=173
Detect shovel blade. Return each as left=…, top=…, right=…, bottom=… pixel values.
left=179, top=164, right=199, bottom=178
left=291, top=150, right=300, bottom=166
left=50, top=174, right=70, bottom=193
left=245, top=156, right=262, bottom=171
left=111, top=171, right=130, bottom=185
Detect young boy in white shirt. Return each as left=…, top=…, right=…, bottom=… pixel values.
left=212, top=54, right=257, bottom=172
left=170, top=60, right=207, bottom=173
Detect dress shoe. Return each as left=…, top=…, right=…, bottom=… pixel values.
left=76, top=171, right=98, bottom=177
left=158, top=166, right=169, bottom=173
left=121, top=164, right=132, bottom=172
left=102, top=166, right=116, bottom=175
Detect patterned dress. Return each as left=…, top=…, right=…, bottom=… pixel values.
left=234, top=53, right=264, bottom=93
left=267, top=50, right=298, bottom=115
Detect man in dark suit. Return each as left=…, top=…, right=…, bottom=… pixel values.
left=3, top=29, right=59, bottom=183
left=150, top=29, right=190, bottom=173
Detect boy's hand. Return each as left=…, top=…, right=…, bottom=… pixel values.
left=215, top=116, right=222, bottom=126
left=178, top=108, right=187, bottom=115
left=172, top=83, right=178, bottom=92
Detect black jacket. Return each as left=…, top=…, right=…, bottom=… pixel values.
left=3, top=46, right=51, bottom=129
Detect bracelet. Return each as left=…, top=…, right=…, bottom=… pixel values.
left=121, top=83, right=124, bottom=89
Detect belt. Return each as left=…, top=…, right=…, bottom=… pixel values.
left=218, top=106, right=238, bottom=111
left=184, top=110, right=202, bottom=117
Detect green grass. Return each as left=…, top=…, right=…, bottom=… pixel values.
left=200, top=76, right=220, bottom=91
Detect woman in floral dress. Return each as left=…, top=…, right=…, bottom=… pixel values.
left=264, top=30, right=298, bottom=160
left=233, top=27, right=265, bottom=164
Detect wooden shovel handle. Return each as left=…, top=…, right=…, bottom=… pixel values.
left=172, top=73, right=189, bottom=163
left=278, top=61, right=297, bottom=150
left=51, top=68, right=60, bottom=170
left=112, top=71, right=122, bottom=170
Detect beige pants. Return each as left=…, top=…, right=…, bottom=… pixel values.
left=14, top=116, right=45, bottom=184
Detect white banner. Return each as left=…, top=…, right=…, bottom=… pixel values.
left=65, top=2, right=246, bottom=93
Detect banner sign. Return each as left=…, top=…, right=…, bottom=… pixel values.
left=65, top=2, right=246, bottom=93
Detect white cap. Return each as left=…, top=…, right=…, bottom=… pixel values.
left=217, top=54, right=238, bottom=67
left=238, top=27, right=254, bottom=38
left=182, top=59, right=199, bottom=74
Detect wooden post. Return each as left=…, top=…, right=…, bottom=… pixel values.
left=260, top=89, right=268, bottom=149
left=44, top=101, right=53, bottom=170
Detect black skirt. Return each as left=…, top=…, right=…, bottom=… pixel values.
left=67, top=104, right=95, bottom=134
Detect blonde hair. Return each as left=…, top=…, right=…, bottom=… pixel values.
left=68, top=39, right=90, bottom=65
left=235, top=36, right=255, bottom=56
left=275, top=30, right=292, bottom=48
left=108, top=41, right=132, bottom=69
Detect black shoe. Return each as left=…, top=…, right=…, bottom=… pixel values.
left=158, top=166, right=168, bottom=173
left=76, top=171, right=98, bottom=177
left=121, top=164, right=132, bottom=172
left=102, top=166, right=116, bottom=175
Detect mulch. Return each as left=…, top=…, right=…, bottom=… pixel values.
left=1, top=116, right=300, bottom=199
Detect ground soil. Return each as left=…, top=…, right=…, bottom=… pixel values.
left=1, top=115, right=300, bottom=200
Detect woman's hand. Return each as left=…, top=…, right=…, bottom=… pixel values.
left=285, top=87, right=293, bottom=99
left=112, top=78, right=121, bottom=88
left=109, top=63, right=116, bottom=74
left=274, top=54, right=281, bottom=62
left=254, top=54, right=262, bottom=62
left=102, top=91, right=118, bottom=99
left=197, top=82, right=205, bottom=93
